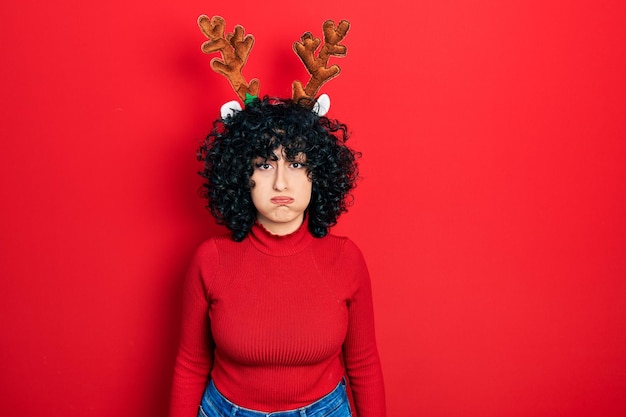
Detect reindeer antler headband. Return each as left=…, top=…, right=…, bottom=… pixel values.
left=197, top=15, right=350, bottom=118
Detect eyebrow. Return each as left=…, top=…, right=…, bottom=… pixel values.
left=253, top=152, right=307, bottom=162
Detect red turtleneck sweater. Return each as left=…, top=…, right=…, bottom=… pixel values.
left=169, top=221, right=385, bottom=417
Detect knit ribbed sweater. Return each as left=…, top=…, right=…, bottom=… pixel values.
left=169, top=220, right=385, bottom=417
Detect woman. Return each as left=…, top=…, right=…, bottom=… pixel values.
left=169, top=97, right=385, bottom=417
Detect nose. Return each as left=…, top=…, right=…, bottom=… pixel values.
left=273, top=164, right=287, bottom=191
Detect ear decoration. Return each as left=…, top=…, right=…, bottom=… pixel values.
left=220, top=100, right=243, bottom=119
left=198, top=16, right=349, bottom=117
left=198, top=15, right=260, bottom=103
left=312, top=93, right=331, bottom=116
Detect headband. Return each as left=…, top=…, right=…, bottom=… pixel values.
left=197, top=15, right=350, bottom=118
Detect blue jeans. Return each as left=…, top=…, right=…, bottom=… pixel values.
left=198, top=379, right=352, bottom=417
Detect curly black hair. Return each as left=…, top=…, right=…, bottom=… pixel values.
left=197, top=96, right=360, bottom=241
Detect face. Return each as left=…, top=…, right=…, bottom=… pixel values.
left=250, top=146, right=312, bottom=236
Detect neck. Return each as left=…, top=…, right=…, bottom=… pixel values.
left=249, top=216, right=313, bottom=256
left=256, top=213, right=305, bottom=236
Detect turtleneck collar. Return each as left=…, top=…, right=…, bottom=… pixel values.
left=248, top=218, right=314, bottom=256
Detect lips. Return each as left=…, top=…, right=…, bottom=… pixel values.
left=270, top=196, right=294, bottom=205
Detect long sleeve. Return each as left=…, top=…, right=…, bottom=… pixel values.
left=342, top=240, right=386, bottom=417
left=169, top=241, right=218, bottom=417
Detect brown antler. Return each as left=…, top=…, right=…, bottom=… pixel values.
left=292, top=20, right=350, bottom=103
left=198, top=15, right=260, bottom=102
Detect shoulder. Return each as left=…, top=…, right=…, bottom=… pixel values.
left=194, top=230, right=243, bottom=253
left=189, top=232, right=239, bottom=273
left=192, top=230, right=257, bottom=264
left=312, top=233, right=368, bottom=271
left=316, top=232, right=364, bottom=256
left=187, top=232, right=249, bottom=294
left=312, top=233, right=371, bottom=298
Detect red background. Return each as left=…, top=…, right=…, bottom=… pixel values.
left=1, top=1, right=625, bottom=416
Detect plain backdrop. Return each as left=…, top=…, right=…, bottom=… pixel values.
left=1, top=1, right=625, bottom=416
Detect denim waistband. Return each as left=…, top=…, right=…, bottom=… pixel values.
left=202, top=378, right=347, bottom=417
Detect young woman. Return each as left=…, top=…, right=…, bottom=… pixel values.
left=169, top=97, right=385, bottom=417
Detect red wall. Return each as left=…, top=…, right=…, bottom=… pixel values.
left=1, top=1, right=625, bottom=416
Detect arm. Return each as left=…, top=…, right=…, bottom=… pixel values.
left=169, top=240, right=218, bottom=417
left=342, top=240, right=386, bottom=417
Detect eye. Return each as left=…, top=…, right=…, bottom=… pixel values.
left=255, top=162, right=272, bottom=170
left=291, top=162, right=306, bottom=169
